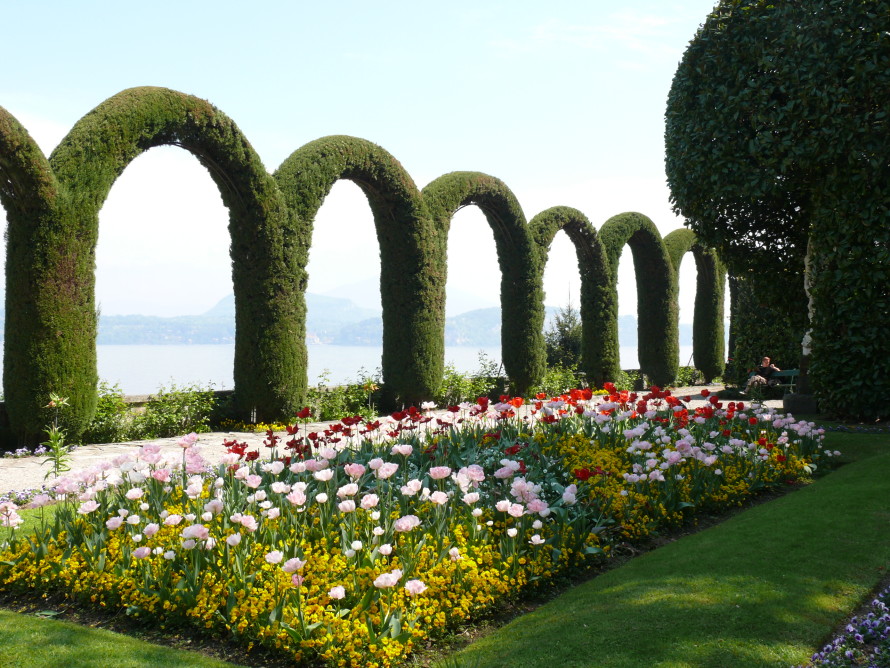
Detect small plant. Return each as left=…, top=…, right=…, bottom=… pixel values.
left=82, top=381, right=134, bottom=444
left=529, top=364, right=581, bottom=398
left=41, top=394, right=73, bottom=481
left=306, top=369, right=380, bottom=422
left=611, top=368, right=645, bottom=391
left=131, top=382, right=217, bottom=439
left=674, top=365, right=705, bottom=388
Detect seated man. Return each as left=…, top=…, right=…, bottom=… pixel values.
left=745, top=356, right=780, bottom=393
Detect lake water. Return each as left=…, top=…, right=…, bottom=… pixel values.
left=97, top=344, right=697, bottom=394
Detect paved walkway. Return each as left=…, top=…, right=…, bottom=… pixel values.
left=0, top=386, right=782, bottom=496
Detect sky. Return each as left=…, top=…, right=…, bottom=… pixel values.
left=0, top=0, right=720, bottom=322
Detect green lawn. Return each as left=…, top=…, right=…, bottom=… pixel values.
left=454, top=431, right=890, bottom=667
left=0, top=609, right=240, bottom=667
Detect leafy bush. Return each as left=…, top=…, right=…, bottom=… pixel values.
left=610, top=369, right=645, bottom=392
left=131, top=383, right=217, bottom=439
left=529, top=365, right=582, bottom=399
left=306, top=370, right=380, bottom=422
left=435, top=353, right=502, bottom=406
left=81, top=381, right=133, bottom=444
left=674, top=366, right=706, bottom=388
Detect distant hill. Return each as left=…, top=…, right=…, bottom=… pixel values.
left=322, top=279, right=500, bottom=317
left=198, top=293, right=379, bottom=344
left=21, top=292, right=693, bottom=347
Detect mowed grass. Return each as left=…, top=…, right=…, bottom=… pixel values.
left=454, top=431, right=890, bottom=667
left=0, top=431, right=886, bottom=668
left=0, top=610, right=240, bottom=667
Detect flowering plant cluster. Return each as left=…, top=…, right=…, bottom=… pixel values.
left=0, top=387, right=834, bottom=667
left=799, top=582, right=890, bottom=667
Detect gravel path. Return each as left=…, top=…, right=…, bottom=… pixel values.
left=0, top=386, right=782, bottom=496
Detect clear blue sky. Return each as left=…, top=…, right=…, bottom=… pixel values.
left=1, top=0, right=719, bottom=320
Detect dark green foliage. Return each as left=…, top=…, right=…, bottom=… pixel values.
left=275, top=136, right=442, bottom=408
left=131, top=383, right=217, bottom=439
left=81, top=381, right=132, bottom=444
left=599, top=212, right=679, bottom=386
left=529, top=365, right=582, bottom=399
left=809, top=189, right=890, bottom=419
left=305, top=370, right=380, bottom=422
left=663, top=229, right=726, bottom=383
left=726, top=273, right=808, bottom=388
left=544, top=303, right=582, bottom=371
left=674, top=366, right=706, bottom=388
left=666, top=0, right=890, bottom=419
left=423, top=172, right=545, bottom=395
left=0, top=106, right=94, bottom=445
left=434, top=354, right=502, bottom=407
left=529, top=206, right=618, bottom=386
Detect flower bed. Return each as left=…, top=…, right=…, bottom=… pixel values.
left=0, top=386, right=836, bottom=667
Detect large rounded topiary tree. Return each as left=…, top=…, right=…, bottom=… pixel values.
left=666, top=0, right=890, bottom=419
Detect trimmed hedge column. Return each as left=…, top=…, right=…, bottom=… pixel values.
left=663, top=229, right=726, bottom=383
left=528, top=206, right=618, bottom=385
left=599, top=213, right=679, bottom=386
left=423, top=172, right=544, bottom=395
left=0, top=107, right=77, bottom=443
left=275, top=136, right=443, bottom=407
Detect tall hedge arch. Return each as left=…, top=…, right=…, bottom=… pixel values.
left=0, top=107, right=76, bottom=442
left=274, top=136, right=443, bottom=406
left=598, top=212, right=678, bottom=386
left=528, top=206, right=618, bottom=385
left=423, top=172, right=544, bottom=395
left=663, top=229, right=725, bottom=383
left=4, top=86, right=301, bottom=441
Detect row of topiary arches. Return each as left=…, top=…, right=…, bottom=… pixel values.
left=0, top=87, right=725, bottom=444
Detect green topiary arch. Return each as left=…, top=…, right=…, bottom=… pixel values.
left=3, top=86, right=301, bottom=441
left=274, top=136, right=443, bottom=407
left=1, top=86, right=736, bottom=442
left=599, top=212, right=679, bottom=387
left=663, top=229, right=726, bottom=383
left=528, top=206, right=618, bottom=385
left=422, top=172, right=544, bottom=395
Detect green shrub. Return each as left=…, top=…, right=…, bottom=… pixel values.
left=529, top=365, right=581, bottom=399
left=131, top=383, right=217, bottom=439
left=674, top=366, right=706, bottom=388
left=81, top=381, right=133, bottom=444
left=306, top=370, right=380, bottom=422
left=611, top=369, right=645, bottom=392
left=434, top=353, right=502, bottom=406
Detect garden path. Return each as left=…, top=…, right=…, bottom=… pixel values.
left=0, top=385, right=779, bottom=497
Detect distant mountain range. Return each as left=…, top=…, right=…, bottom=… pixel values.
left=0, top=290, right=692, bottom=346
left=90, top=293, right=693, bottom=347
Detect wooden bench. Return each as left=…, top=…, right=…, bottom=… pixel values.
left=747, top=369, right=800, bottom=393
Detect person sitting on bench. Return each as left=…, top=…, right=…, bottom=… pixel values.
left=745, top=356, right=780, bottom=393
